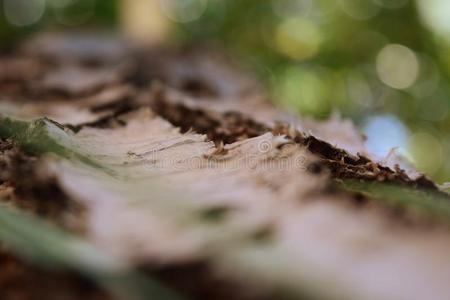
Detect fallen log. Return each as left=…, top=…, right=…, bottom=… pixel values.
left=1, top=32, right=450, bottom=300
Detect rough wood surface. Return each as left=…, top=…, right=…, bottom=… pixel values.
left=1, top=32, right=450, bottom=300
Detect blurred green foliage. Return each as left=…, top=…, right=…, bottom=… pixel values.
left=174, top=0, right=450, bottom=182
left=0, top=0, right=117, bottom=45
left=0, top=0, right=449, bottom=182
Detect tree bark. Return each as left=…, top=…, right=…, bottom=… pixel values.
left=1, top=32, right=450, bottom=300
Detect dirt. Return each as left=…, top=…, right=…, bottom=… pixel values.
left=0, top=139, right=84, bottom=228
left=150, top=86, right=269, bottom=145
left=0, top=247, right=108, bottom=300
left=0, top=139, right=108, bottom=300
left=150, top=261, right=274, bottom=300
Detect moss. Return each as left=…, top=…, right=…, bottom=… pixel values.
left=0, top=115, right=101, bottom=169
left=341, top=179, right=450, bottom=223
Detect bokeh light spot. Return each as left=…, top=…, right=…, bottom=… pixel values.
left=120, top=0, right=170, bottom=45
left=275, top=18, right=322, bottom=61
left=346, top=72, right=374, bottom=108
left=408, top=132, right=443, bottom=176
left=417, top=0, right=450, bottom=39
left=363, top=114, right=408, bottom=159
left=160, top=0, right=208, bottom=23
left=338, top=0, right=380, bottom=20
left=275, top=67, right=328, bottom=116
left=376, top=44, right=419, bottom=89
left=271, top=0, right=313, bottom=18
left=4, top=0, right=45, bottom=27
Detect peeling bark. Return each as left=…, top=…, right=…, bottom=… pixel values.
left=1, top=32, right=450, bottom=300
